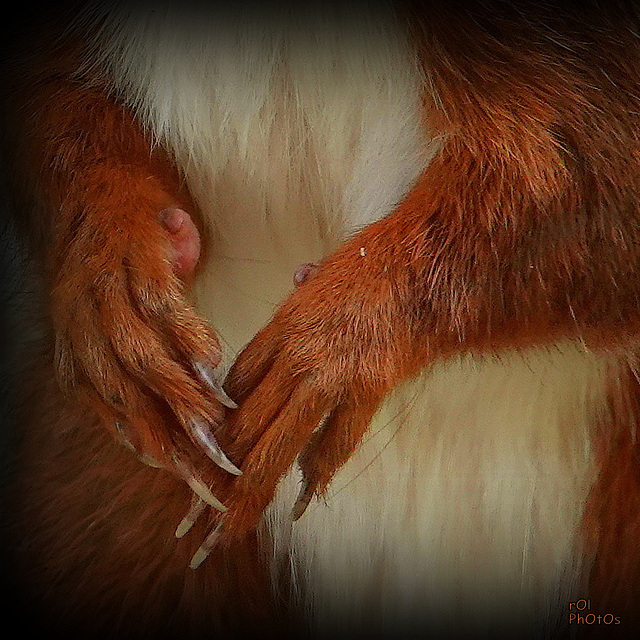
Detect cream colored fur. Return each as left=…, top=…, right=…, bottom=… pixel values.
left=268, top=345, right=613, bottom=636
left=83, top=2, right=616, bottom=634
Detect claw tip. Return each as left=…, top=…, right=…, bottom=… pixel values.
left=175, top=518, right=194, bottom=539
left=194, top=362, right=238, bottom=409
left=189, top=548, right=209, bottom=570
left=173, top=455, right=229, bottom=511
left=190, top=419, right=243, bottom=476
left=189, top=522, right=223, bottom=569
left=291, top=490, right=313, bottom=521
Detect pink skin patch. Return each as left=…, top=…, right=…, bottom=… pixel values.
left=293, top=262, right=319, bottom=287
left=159, top=207, right=201, bottom=277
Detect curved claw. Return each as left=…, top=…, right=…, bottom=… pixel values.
left=175, top=494, right=208, bottom=538
left=291, top=480, right=314, bottom=521
left=172, top=455, right=228, bottom=512
left=194, top=361, right=238, bottom=409
left=115, top=421, right=135, bottom=451
left=190, top=522, right=224, bottom=569
left=189, top=418, right=242, bottom=475
left=115, top=421, right=163, bottom=468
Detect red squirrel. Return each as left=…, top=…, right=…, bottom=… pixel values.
left=2, top=1, right=640, bottom=637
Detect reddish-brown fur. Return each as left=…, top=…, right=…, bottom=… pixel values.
left=1, top=7, right=283, bottom=634
left=3, top=1, right=640, bottom=637
left=2, top=10, right=229, bottom=475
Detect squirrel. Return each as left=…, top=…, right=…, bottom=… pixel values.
left=2, top=1, right=640, bottom=637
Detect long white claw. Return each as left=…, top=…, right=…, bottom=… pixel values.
left=189, top=418, right=243, bottom=476
left=175, top=495, right=208, bottom=539
left=139, top=454, right=164, bottom=469
left=115, top=422, right=163, bottom=468
left=115, top=421, right=136, bottom=452
left=186, top=476, right=227, bottom=512
left=190, top=522, right=223, bottom=570
left=172, top=455, right=228, bottom=512
left=194, top=362, right=238, bottom=409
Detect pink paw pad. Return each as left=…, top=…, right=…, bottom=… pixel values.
left=159, top=207, right=201, bottom=277
left=293, top=262, right=319, bottom=287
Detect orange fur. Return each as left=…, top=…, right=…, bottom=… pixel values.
left=2, top=10, right=226, bottom=476
left=583, top=368, right=640, bottom=629
left=1, top=8, right=278, bottom=634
